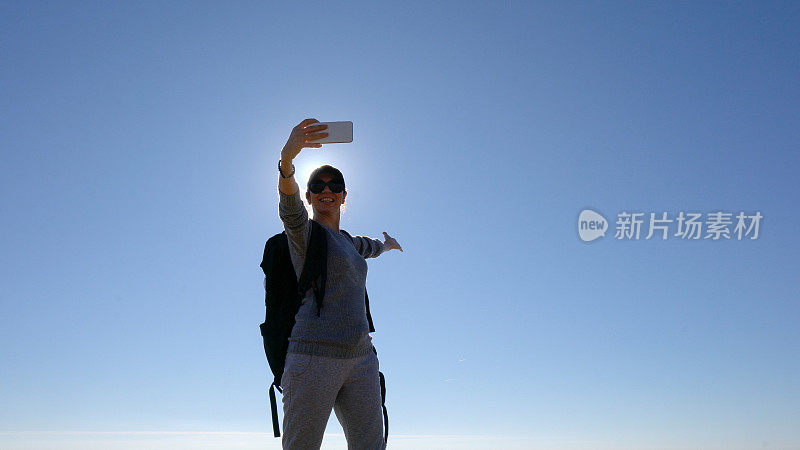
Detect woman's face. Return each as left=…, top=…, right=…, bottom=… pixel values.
left=306, top=173, right=346, bottom=215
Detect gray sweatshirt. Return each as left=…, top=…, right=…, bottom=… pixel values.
left=278, top=190, right=386, bottom=359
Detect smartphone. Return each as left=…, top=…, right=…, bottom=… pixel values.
left=313, top=121, right=353, bottom=143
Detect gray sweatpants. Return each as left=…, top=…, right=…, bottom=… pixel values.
left=281, top=350, right=386, bottom=450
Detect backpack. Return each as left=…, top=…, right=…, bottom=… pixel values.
left=259, top=219, right=388, bottom=442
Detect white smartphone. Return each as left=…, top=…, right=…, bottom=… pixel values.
left=313, top=121, right=353, bottom=143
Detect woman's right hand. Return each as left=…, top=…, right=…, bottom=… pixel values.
left=281, top=118, right=329, bottom=161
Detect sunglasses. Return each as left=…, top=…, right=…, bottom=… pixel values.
left=308, top=180, right=345, bottom=194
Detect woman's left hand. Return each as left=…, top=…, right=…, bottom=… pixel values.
left=382, top=232, right=403, bottom=252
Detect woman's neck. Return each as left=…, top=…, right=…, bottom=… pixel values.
left=313, top=211, right=340, bottom=232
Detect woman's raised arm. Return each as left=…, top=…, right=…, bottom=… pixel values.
left=276, top=119, right=329, bottom=275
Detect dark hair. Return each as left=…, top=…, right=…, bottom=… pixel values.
left=307, top=164, right=345, bottom=190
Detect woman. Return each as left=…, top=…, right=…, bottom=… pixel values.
left=277, top=118, right=403, bottom=449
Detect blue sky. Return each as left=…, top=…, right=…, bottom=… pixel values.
left=1, top=1, right=798, bottom=448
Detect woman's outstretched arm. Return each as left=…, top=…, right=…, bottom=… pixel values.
left=351, top=231, right=403, bottom=259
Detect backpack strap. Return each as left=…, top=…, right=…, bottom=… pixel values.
left=269, top=382, right=282, bottom=437
left=365, top=290, right=375, bottom=333
left=297, top=220, right=328, bottom=316
left=373, top=346, right=389, bottom=444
